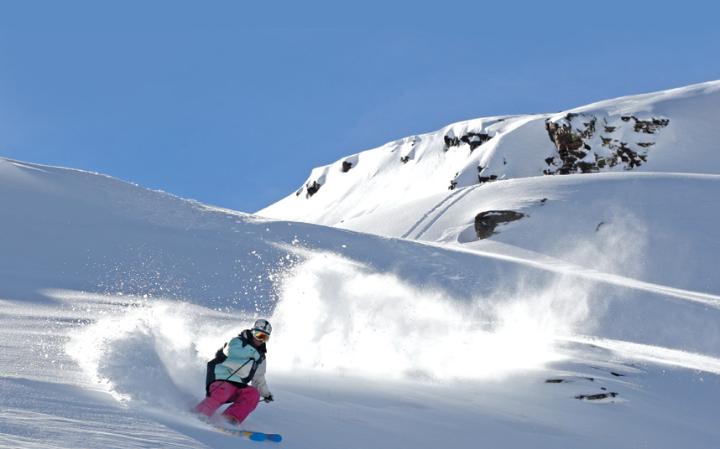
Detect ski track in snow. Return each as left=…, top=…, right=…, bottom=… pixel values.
left=400, top=185, right=469, bottom=239
left=410, top=183, right=483, bottom=240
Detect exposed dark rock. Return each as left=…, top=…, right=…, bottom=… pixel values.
left=342, top=161, right=353, bottom=172
left=460, top=132, right=493, bottom=151
left=444, top=135, right=460, bottom=151
left=619, top=115, right=670, bottom=133
left=305, top=180, right=322, bottom=198
left=634, top=117, right=669, bottom=134
left=575, top=392, right=618, bottom=401
left=545, top=376, right=594, bottom=383
left=295, top=187, right=303, bottom=197
left=544, top=113, right=667, bottom=174
left=474, top=210, right=525, bottom=239
left=477, top=166, right=498, bottom=184
left=545, top=117, right=591, bottom=174
left=546, top=121, right=584, bottom=153
left=576, top=161, right=596, bottom=173
left=616, top=142, right=646, bottom=168
left=581, top=117, right=597, bottom=138
left=444, top=131, right=493, bottom=151
left=400, top=156, right=410, bottom=164
left=478, top=175, right=498, bottom=184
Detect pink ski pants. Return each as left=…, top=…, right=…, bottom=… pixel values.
left=195, top=381, right=260, bottom=424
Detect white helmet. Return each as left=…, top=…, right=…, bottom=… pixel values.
left=253, top=319, right=272, bottom=335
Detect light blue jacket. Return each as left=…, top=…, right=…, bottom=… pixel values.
left=214, top=332, right=270, bottom=397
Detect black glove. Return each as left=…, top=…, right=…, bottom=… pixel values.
left=263, top=394, right=274, bottom=403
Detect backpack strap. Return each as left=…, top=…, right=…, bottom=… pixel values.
left=238, top=352, right=265, bottom=384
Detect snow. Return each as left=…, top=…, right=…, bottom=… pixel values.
left=258, top=80, right=720, bottom=226
left=2, top=80, right=720, bottom=448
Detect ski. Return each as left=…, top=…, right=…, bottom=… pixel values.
left=194, top=413, right=282, bottom=443
left=211, top=423, right=282, bottom=443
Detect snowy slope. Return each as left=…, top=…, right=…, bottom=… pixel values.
left=258, top=80, right=720, bottom=227
left=338, top=172, right=720, bottom=300
left=2, top=156, right=720, bottom=448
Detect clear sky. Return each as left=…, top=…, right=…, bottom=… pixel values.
left=1, top=1, right=719, bottom=212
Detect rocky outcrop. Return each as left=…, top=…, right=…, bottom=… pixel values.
left=623, top=115, right=669, bottom=134
left=296, top=173, right=327, bottom=197
left=444, top=134, right=460, bottom=149
left=462, top=132, right=493, bottom=151
left=474, top=210, right=525, bottom=239
left=342, top=161, right=354, bottom=172
left=575, top=392, right=619, bottom=401
left=444, top=130, right=493, bottom=152
left=544, top=112, right=669, bottom=174
left=305, top=180, right=322, bottom=197
left=544, top=114, right=598, bottom=174
left=477, top=166, right=498, bottom=184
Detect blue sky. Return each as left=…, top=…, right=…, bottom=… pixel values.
left=1, top=2, right=719, bottom=212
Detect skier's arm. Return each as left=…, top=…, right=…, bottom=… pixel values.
left=252, top=359, right=272, bottom=398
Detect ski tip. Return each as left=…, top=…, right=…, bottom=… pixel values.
left=266, top=433, right=283, bottom=443
left=248, top=432, right=267, bottom=442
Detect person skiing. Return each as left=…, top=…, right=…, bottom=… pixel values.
left=195, top=319, right=274, bottom=425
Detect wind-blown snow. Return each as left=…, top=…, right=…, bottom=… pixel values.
left=270, top=251, right=565, bottom=380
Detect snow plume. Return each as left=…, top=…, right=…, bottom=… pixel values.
left=560, top=207, right=649, bottom=280
left=269, top=252, right=569, bottom=381
left=506, top=210, right=650, bottom=340
left=269, top=213, right=649, bottom=381
left=64, top=215, right=647, bottom=404
left=65, top=296, right=254, bottom=406
left=543, top=208, right=650, bottom=334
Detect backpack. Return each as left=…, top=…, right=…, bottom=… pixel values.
left=205, top=347, right=227, bottom=396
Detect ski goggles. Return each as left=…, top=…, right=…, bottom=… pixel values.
left=252, top=330, right=270, bottom=342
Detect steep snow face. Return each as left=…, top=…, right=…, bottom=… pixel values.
left=258, top=80, right=720, bottom=226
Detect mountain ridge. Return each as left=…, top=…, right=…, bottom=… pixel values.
left=259, top=80, right=720, bottom=227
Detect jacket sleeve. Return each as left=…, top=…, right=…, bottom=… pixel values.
left=251, top=358, right=271, bottom=397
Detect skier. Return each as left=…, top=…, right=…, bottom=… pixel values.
left=195, top=319, right=274, bottom=425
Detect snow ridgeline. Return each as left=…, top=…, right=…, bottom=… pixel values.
left=259, top=80, right=720, bottom=227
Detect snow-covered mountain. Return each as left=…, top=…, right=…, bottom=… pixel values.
left=259, top=80, right=720, bottom=229
left=2, top=80, right=720, bottom=449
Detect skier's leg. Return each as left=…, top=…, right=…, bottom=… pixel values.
left=195, top=381, right=237, bottom=417
left=222, top=386, right=260, bottom=424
